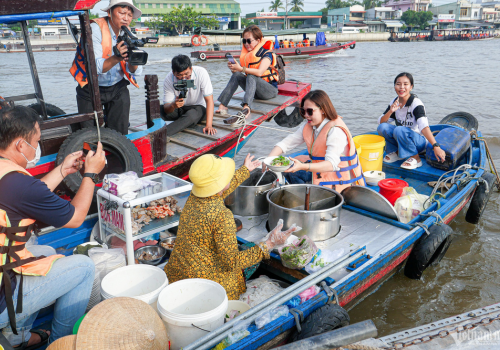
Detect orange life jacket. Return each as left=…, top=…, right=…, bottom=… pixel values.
left=239, top=39, right=279, bottom=84
left=283, top=40, right=289, bottom=48
left=70, top=17, right=140, bottom=88
left=296, top=42, right=304, bottom=47
left=0, top=159, right=64, bottom=333
left=295, top=119, right=365, bottom=193
left=303, top=39, right=310, bottom=47
left=290, top=41, right=295, bottom=48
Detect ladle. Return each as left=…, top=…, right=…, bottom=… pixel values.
left=255, top=170, right=267, bottom=186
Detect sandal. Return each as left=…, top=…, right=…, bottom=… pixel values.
left=215, top=108, right=229, bottom=116
left=384, top=152, right=403, bottom=164
left=401, top=157, right=422, bottom=170
left=14, top=329, right=50, bottom=350
left=223, top=111, right=248, bottom=126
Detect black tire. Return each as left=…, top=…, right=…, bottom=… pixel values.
left=56, top=46, right=60, bottom=51
left=199, top=52, right=207, bottom=61
left=274, top=107, right=302, bottom=128
left=350, top=44, right=356, bottom=49
left=439, top=111, right=479, bottom=131
left=6, top=48, right=10, bottom=52
left=404, top=224, right=453, bottom=280
left=27, top=102, right=66, bottom=118
left=41, top=47, right=45, bottom=51
left=56, top=128, right=143, bottom=195
left=295, top=48, right=301, bottom=55
left=290, top=303, right=350, bottom=342
left=465, top=172, right=497, bottom=224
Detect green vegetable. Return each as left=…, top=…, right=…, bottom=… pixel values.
left=271, top=155, right=290, bottom=166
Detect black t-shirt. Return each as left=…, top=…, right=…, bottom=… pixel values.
left=0, top=171, right=75, bottom=313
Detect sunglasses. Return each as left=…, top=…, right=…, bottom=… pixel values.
left=300, top=107, right=321, bottom=117
left=242, top=38, right=255, bottom=45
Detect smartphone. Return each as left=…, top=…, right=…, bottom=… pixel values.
left=82, top=141, right=98, bottom=156
left=226, top=53, right=236, bottom=65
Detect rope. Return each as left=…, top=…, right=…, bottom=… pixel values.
left=471, top=130, right=500, bottom=191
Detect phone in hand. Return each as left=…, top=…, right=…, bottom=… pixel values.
left=82, top=142, right=98, bottom=156
left=226, top=53, right=236, bottom=64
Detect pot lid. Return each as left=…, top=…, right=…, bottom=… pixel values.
left=341, top=186, right=399, bottom=221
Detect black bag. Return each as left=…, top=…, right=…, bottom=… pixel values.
left=275, top=54, right=286, bottom=85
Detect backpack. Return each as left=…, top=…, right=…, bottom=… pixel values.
left=275, top=54, right=286, bottom=85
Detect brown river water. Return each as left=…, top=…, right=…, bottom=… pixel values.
left=1, top=39, right=499, bottom=336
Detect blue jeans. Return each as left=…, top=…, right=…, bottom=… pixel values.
left=217, top=72, right=278, bottom=109
left=284, top=170, right=312, bottom=184
left=377, top=123, right=427, bottom=159
left=0, top=245, right=94, bottom=346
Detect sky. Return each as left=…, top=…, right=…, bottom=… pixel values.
left=91, top=0, right=459, bottom=16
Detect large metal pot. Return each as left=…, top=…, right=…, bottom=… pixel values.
left=225, top=171, right=278, bottom=216
left=267, top=184, right=343, bottom=241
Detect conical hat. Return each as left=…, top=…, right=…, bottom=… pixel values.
left=75, top=297, right=169, bottom=350
left=47, top=335, right=77, bottom=350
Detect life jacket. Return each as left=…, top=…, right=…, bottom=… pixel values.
left=0, top=159, right=64, bottom=333
left=283, top=40, right=289, bottom=48
left=69, top=17, right=140, bottom=88
left=295, top=119, right=366, bottom=193
left=303, top=39, right=310, bottom=47
left=290, top=41, right=295, bottom=48
left=239, top=39, right=279, bottom=84
left=296, top=42, right=304, bottom=47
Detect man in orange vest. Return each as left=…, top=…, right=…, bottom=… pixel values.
left=0, top=104, right=106, bottom=347
left=283, top=39, right=290, bottom=48
left=71, top=0, right=143, bottom=135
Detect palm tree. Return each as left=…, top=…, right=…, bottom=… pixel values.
left=269, top=0, right=284, bottom=12
left=326, top=0, right=346, bottom=10
left=290, top=0, right=304, bottom=12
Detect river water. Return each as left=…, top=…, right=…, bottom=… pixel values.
left=1, top=39, right=500, bottom=336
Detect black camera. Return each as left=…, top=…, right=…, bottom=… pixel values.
left=173, top=79, right=195, bottom=99
left=112, top=26, right=158, bottom=66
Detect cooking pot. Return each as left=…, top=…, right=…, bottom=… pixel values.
left=267, top=184, right=343, bottom=241
left=225, top=171, right=278, bottom=216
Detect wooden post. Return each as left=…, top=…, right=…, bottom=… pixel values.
left=145, top=74, right=161, bottom=128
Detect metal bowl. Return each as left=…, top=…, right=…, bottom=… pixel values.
left=159, top=237, right=176, bottom=258
left=134, top=245, right=167, bottom=265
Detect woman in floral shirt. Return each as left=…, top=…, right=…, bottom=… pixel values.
left=165, top=154, right=291, bottom=299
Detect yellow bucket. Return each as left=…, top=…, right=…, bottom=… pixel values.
left=353, top=134, right=385, bottom=172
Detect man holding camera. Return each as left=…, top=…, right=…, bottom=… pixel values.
left=163, top=55, right=216, bottom=136
left=70, top=0, right=142, bottom=135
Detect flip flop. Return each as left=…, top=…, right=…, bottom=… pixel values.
left=215, top=109, right=229, bottom=116
left=401, top=157, right=422, bottom=170
left=384, top=152, right=403, bottom=163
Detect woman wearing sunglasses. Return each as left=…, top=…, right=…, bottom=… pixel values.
left=265, top=90, right=365, bottom=192
left=215, top=25, right=279, bottom=125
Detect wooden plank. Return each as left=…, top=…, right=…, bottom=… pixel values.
left=199, top=121, right=237, bottom=132
left=231, top=95, right=299, bottom=107
left=214, top=102, right=267, bottom=115
left=180, top=128, right=219, bottom=141
left=167, top=137, right=198, bottom=150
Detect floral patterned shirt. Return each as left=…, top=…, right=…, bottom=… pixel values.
left=165, top=166, right=270, bottom=300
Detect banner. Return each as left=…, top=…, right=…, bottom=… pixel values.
left=438, top=14, right=455, bottom=23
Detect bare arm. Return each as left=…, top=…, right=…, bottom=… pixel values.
left=380, top=99, right=399, bottom=124
left=41, top=151, right=84, bottom=191
left=40, top=165, right=65, bottom=192
left=286, top=158, right=334, bottom=174
left=203, top=95, right=216, bottom=135
left=228, top=57, right=272, bottom=77
left=421, top=126, right=446, bottom=162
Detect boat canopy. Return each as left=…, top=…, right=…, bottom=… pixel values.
left=200, top=28, right=329, bottom=36
left=0, top=10, right=84, bottom=24
left=316, top=32, right=326, bottom=46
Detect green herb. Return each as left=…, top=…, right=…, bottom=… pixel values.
left=271, top=155, right=290, bottom=166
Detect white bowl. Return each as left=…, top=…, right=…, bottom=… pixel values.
left=264, top=156, right=293, bottom=172
left=363, top=170, right=386, bottom=186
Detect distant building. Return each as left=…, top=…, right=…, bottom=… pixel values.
left=135, top=0, right=241, bottom=30
left=364, top=7, right=395, bottom=31
left=245, top=11, right=322, bottom=30
left=430, top=0, right=487, bottom=28
left=328, top=5, right=366, bottom=28
left=479, top=1, right=500, bottom=27
left=384, top=0, right=432, bottom=13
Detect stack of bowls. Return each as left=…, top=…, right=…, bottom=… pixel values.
left=85, top=271, right=102, bottom=312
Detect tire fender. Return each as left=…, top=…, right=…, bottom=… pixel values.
left=350, top=43, right=356, bottom=49
left=56, top=46, right=60, bottom=51
left=27, top=102, right=66, bottom=118
left=41, top=47, right=45, bottom=51
left=465, top=172, right=497, bottom=224
left=295, top=48, right=301, bottom=55
left=290, top=303, right=350, bottom=341
left=273, top=107, right=302, bottom=128
left=404, top=224, right=454, bottom=280
left=199, top=52, right=207, bottom=61
left=6, top=48, right=10, bottom=52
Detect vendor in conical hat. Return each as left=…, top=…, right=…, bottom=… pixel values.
left=165, top=154, right=295, bottom=299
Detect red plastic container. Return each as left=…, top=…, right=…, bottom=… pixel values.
left=378, top=179, right=409, bottom=205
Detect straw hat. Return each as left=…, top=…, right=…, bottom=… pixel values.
left=101, top=0, right=142, bottom=19
left=47, top=335, right=77, bottom=350
left=189, top=154, right=235, bottom=198
left=75, top=297, right=168, bottom=350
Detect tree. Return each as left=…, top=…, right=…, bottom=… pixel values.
left=164, top=5, right=219, bottom=35
left=269, top=0, right=284, bottom=12
left=362, top=0, right=382, bottom=9
left=145, top=17, right=164, bottom=34
left=401, top=10, right=433, bottom=29
left=241, top=17, right=256, bottom=27
left=290, top=0, right=304, bottom=12
left=89, top=12, right=99, bottom=19
left=326, top=0, right=347, bottom=10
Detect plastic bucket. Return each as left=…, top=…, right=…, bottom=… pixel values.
left=225, top=300, right=251, bottom=321
left=353, top=135, right=386, bottom=172
left=100, top=265, right=168, bottom=313
left=157, top=279, right=228, bottom=350
left=378, top=179, right=409, bottom=205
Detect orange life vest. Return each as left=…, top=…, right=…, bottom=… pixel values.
left=296, top=42, right=304, bottom=48
left=290, top=41, right=295, bottom=48
left=239, top=39, right=279, bottom=84
left=295, top=119, right=365, bottom=193
left=303, top=39, right=310, bottom=47
left=283, top=40, right=290, bottom=48
left=0, top=159, right=64, bottom=333
left=69, top=17, right=140, bottom=88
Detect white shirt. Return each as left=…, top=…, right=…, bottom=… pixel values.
left=275, top=119, right=348, bottom=171
left=378, top=95, right=429, bottom=135
left=163, top=66, right=213, bottom=108
left=91, top=20, right=143, bottom=87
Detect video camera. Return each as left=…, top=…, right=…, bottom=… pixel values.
left=173, top=80, right=195, bottom=99
left=112, top=26, right=159, bottom=66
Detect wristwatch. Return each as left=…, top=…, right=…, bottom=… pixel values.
left=432, top=143, right=440, bottom=148
left=83, top=173, right=99, bottom=184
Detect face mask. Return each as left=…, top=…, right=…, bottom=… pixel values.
left=19, top=140, right=41, bottom=168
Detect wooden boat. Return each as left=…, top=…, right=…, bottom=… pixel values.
left=389, top=28, right=497, bottom=42
left=1, top=41, right=77, bottom=53
left=191, top=41, right=356, bottom=61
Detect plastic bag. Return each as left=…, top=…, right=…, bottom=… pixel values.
left=262, top=219, right=302, bottom=249
left=213, top=330, right=250, bottom=350
left=239, top=276, right=284, bottom=308
left=25, top=234, right=38, bottom=248
left=255, top=305, right=289, bottom=329
left=305, top=248, right=345, bottom=274
left=278, top=236, right=318, bottom=269
left=298, top=285, right=321, bottom=303
left=394, top=187, right=429, bottom=224
left=283, top=295, right=301, bottom=308
left=88, top=247, right=126, bottom=279
left=104, top=172, right=143, bottom=197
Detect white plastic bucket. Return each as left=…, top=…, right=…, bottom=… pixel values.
left=157, top=279, right=228, bottom=350
left=101, top=265, right=168, bottom=313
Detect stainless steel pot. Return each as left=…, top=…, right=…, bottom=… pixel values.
left=267, top=184, right=343, bottom=241
left=225, top=171, right=278, bottom=216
